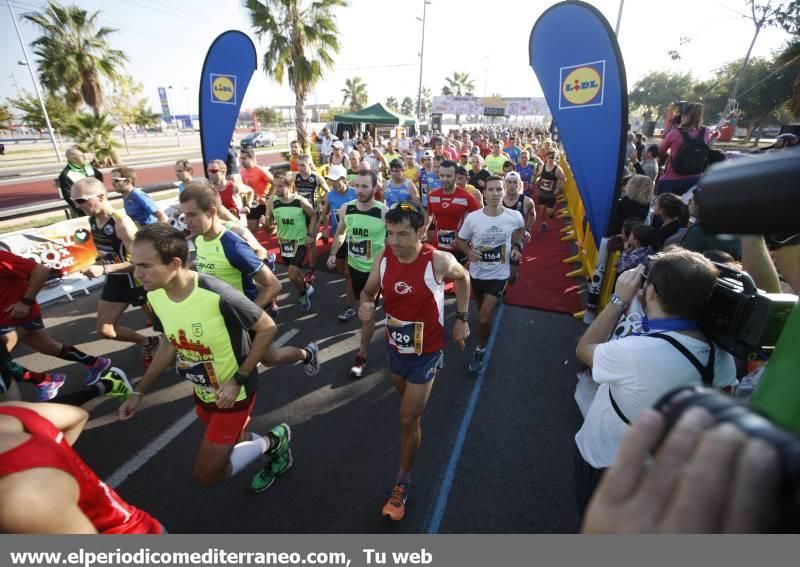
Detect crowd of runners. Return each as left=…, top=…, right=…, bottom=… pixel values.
left=0, top=125, right=561, bottom=531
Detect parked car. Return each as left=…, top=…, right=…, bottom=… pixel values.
left=240, top=131, right=276, bottom=148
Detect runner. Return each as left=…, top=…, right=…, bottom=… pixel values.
left=71, top=178, right=159, bottom=367
left=288, top=140, right=302, bottom=172
left=535, top=149, right=566, bottom=231
left=484, top=140, right=511, bottom=176
left=426, top=160, right=480, bottom=264
left=515, top=151, right=541, bottom=197
left=0, top=402, right=163, bottom=533
left=120, top=224, right=293, bottom=492
left=455, top=166, right=484, bottom=207
left=384, top=159, right=420, bottom=209
left=239, top=148, right=274, bottom=235
left=265, top=171, right=317, bottom=312
left=0, top=248, right=112, bottom=401
left=356, top=200, right=470, bottom=521
left=320, top=165, right=358, bottom=322
left=326, top=171, right=387, bottom=377
left=179, top=183, right=319, bottom=377
left=456, top=176, right=525, bottom=372
left=417, top=151, right=440, bottom=209
left=502, top=171, right=536, bottom=285
left=207, top=160, right=243, bottom=219
left=110, top=166, right=168, bottom=226
left=175, top=159, right=194, bottom=193
left=294, top=155, right=329, bottom=284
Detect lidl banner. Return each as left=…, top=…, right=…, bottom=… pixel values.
left=529, top=1, right=627, bottom=242
left=199, top=30, right=257, bottom=172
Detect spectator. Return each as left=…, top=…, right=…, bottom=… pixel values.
left=110, top=166, right=168, bottom=226
left=680, top=189, right=742, bottom=259
left=341, top=130, right=355, bottom=153
left=636, top=144, right=659, bottom=182
left=319, top=128, right=335, bottom=164
left=57, top=147, right=103, bottom=218
left=610, top=174, right=652, bottom=235
left=653, top=193, right=688, bottom=246
left=617, top=224, right=659, bottom=274
left=634, top=132, right=645, bottom=161
left=625, top=132, right=636, bottom=165
left=574, top=250, right=738, bottom=515
left=657, top=102, right=712, bottom=195
left=225, top=142, right=239, bottom=181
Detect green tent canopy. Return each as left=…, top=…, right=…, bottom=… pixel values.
left=334, top=102, right=417, bottom=127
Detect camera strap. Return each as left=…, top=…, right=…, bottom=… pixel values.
left=608, top=331, right=716, bottom=426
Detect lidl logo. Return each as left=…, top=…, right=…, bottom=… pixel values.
left=559, top=61, right=605, bottom=110
left=210, top=74, right=236, bottom=105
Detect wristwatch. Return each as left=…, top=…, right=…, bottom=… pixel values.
left=609, top=293, right=628, bottom=308
left=21, top=297, right=35, bottom=306
left=233, top=371, right=249, bottom=386
left=455, top=311, right=469, bottom=321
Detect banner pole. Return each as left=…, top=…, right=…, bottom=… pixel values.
left=614, top=0, right=624, bottom=36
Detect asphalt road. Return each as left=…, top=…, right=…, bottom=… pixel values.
left=11, top=263, right=585, bottom=533
left=0, top=152, right=284, bottom=212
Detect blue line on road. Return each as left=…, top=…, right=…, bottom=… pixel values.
left=426, top=301, right=506, bottom=534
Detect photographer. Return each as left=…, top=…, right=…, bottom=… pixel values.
left=574, top=249, right=738, bottom=514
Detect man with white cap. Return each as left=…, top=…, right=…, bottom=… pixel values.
left=329, top=140, right=350, bottom=169
left=502, top=171, right=536, bottom=285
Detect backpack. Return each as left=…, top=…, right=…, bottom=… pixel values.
left=671, top=128, right=709, bottom=175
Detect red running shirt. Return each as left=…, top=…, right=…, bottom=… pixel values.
left=218, top=181, right=239, bottom=214
left=0, top=406, right=162, bottom=534
left=240, top=166, right=272, bottom=199
left=427, top=188, right=480, bottom=251
left=0, top=251, right=43, bottom=327
left=380, top=244, right=445, bottom=354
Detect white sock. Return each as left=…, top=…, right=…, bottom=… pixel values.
left=226, top=435, right=269, bottom=477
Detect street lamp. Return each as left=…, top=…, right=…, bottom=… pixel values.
left=8, top=1, right=62, bottom=161
left=415, top=0, right=432, bottom=121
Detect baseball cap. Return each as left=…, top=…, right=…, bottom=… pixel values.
left=504, top=171, right=522, bottom=182
left=332, top=140, right=344, bottom=149
left=471, top=146, right=480, bottom=154
left=422, top=150, right=434, bottom=158
left=326, top=164, right=348, bottom=180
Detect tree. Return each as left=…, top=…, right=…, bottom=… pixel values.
left=24, top=1, right=128, bottom=116
left=131, top=101, right=160, bottom=137
left=400, top=97, right=414, bottom=116
left=341, top=77, right=368, bottom=111
left=246, top=0, right=347, bottom=152
left=416, top=87, right=432, bottom=120
left=629, top=72, right=694, bottom=122
left=776, top=39, right=800, bottom=117
left=255, top=106, right=282, bottom=127
left=62, top=112, right=121, bottom=166
left=0, top=105, right=12, bottom=130
left=441, top=71, right=475, bottom=96
left=9, top=90, right=74, bottom=132
left=106, top=75, right=148, bottom=154
left=385, top=97, right=398, bottom=111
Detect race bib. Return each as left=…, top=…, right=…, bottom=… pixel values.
left=387, top=315, right=424, bottom=355
left=540, top=179, right=554, bottom=192
left=479, top=244, right=506, bottom=264
left=175, top=356, right=218, bottom=392
left=437, top=230, right=457, bottom=250
left=280, top=239, right=298, bottom=258
left=348, top=238, right=371, bottom=260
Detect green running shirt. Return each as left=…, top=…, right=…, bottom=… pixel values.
left=343, top=200, right=386, bottom=273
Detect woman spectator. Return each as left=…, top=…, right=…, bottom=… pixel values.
left=656, top=102, right=712, bottom=195
left=617, top=224, right=660, bottom=274
left=609, top=174, right=653, bottom=235
left=653, top=193, right=689, bottom=247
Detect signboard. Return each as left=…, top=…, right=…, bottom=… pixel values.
left=483, top=107, right=505, bottom=117
left=0, top=218, right=97, bottom=274
left=431, top=96, right=547, bottom=116
left=157, top=86, right=171, bottom=121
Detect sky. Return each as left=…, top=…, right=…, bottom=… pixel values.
left=1, top=0, right=794, bottom=118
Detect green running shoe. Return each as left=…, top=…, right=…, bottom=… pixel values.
left=102, top=367, right=133, bottom=401
left=251, top=424, right=293, bottom=493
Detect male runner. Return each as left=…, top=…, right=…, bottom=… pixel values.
left=357, top=200, right=470, bottom=521
left=265, top=171, right=317, bottom=312
left=515, top=151, right=541, bottom=196
left=110, top=166, right=168, bottom=226
left=0, top=402, right=163, bottom=533
left=294, top=155, right=329, bottom=284
left=383, top=159, right=420, bottom=209
left=455, top=166, right=484, bottom=207
left=417, top=150, right=440, bottom=209
left=239, top=148, right=274, bottom=235
left=326, top=171, right=387, bottom=377
left=484, top=140, right=511, bottom=176
left=320, top=165, right=358, bottom=322
left=426, top=160, right=480, bottom=263
left=456, top=176, right=525, bottom=372
left=502, top=171, right=536, bottom=285
left=207, top=160, right=242, bottom=218
left=0, top=249, right=112, bottom=401
left=71, top=178, right=159, bottom=367
left=120, top=224, right=292, bottom=492
left=179, top=183, right=319, bottom=376
left=536, top=149, right=566, bottom=231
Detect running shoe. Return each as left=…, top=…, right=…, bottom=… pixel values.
left=251, top=423, right=293, bottom=493
left=102, top=367, right=133, bottom=401
left=337, top=305, right=356, bottom=322
left=304, top=271, right=316, bottom=285
left=350, top=354, right=367, bottom=379
left=265, top=253, right=276, bottom=273
left=303, top=342, right=320, bottom=378
left=142, top=336, right=159, bottom=369
left=266, top=300, right=279, bottom=320
left=36, top=374, right=66, bottom=402
left=468, top=349, right=486, bottom=373
left=305, top=284, right=315, bottom=297
left=382, top=482, right=409, bottom=521
left=84, top=356, right=111, bottom=387
left=298, top=292, right=312, bottom=312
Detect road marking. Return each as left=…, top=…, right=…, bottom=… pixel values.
left=426, top=302, right=505, bottom=534
left=104, top=328, right=298, bottom=489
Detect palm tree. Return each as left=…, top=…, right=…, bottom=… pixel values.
left=385, top=97, right=399, bottom=111
left=341, top=77, right=368, bottom=111
left=24, top=1, right=128, bottom=116
left=416, top=87, right=432, bottom=120
left=246, top=0, right=347, bottom=152
left=441, top=71, right=475, bottom=96
left=400, top=97, right=414, bottom=116
left=0, top=105, right=13, bottom=131
left=62, top=112, right=121, bottom=166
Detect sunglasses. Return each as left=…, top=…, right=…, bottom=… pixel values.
left=390, top=200, right=423, bottom=215
left=207, top=169, right=221, bottom=174
left=74, top=194, right=103, bottom=204
left=112, top=177, right=128, bottom=183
